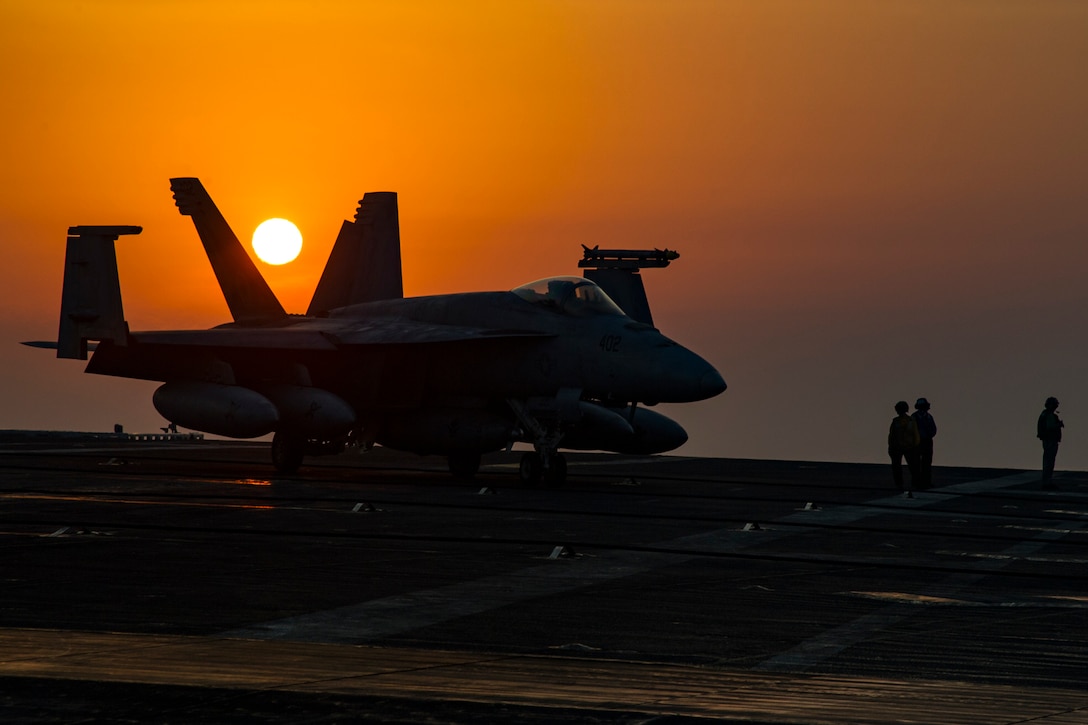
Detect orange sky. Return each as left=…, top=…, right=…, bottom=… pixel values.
left=3, top=1, right=1088, bottom=470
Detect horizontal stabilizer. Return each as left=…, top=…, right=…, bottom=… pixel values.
left=23, top=340, right=98, bottom=352
left=170, top=177, right=287, bottom=323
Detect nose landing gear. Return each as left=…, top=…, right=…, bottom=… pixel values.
left=507, top=397, right=571, bottom=488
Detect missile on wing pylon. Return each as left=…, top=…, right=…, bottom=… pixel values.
left=578, top=246, right=680, bottom=328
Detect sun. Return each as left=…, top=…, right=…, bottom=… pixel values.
left=252, top=218, right=303, bottom=265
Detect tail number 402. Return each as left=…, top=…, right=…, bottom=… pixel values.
left=599, top=334, right=622, bottom=353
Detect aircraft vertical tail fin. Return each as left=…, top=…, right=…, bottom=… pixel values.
left=352, top=191, right=403, bottom=303
left=306, top=219, right=361, bottom=317
left=578, top=247, right=679, bottom=327
left=169, top=177, right=287, bottom=323
left=307, top=191, right=402, bottom=316
left=57, top=226, right=141, bottom=360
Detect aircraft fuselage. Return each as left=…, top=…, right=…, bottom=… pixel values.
left=89, top=287, right=724, bottom=413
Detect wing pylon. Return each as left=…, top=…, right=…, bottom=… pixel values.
left=578, top=246, right=679, bottom=327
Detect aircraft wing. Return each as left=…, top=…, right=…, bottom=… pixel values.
left=131, top=328, right=340, bottom=350
left=129, top=319, right=551, bottom=349
left=328, top=319, right=553, bottom=345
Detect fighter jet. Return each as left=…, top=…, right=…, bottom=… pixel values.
left=34, top=179, right=726, bottom=485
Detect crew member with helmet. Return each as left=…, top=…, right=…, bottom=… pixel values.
left=1037, top=396, right=1064, bottom=490
left=911, top=398, right=937, bottom=490
left=888, top=400, right=921, bottom=493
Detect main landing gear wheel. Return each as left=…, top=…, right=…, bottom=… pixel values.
left=447, top=451, right=482, bottom=479
left=271, top=431, right=305, bottom=474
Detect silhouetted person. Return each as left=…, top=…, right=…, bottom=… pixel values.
left=912, top=398, right=937, bottom=490
left=888, top=401, right=921, bottom=492
left=1037, top=396, right=1064, bottom=490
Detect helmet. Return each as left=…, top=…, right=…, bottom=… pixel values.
left=894, top=401, right=909, bottom=414
left=915, top=398, right=930, bottom=410
left=1045, top=396, right=1059, bottom=410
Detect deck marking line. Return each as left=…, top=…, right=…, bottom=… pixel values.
left=222, top=472, right=1043, bottom=645
left=755, top=529, right=1085, bottom=673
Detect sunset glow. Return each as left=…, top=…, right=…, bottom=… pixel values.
left=3, top=1, right=1088, bottom=470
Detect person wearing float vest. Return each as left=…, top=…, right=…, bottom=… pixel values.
left=1037, top=396, right=1064, bottom=490
left=888, top=400, right=920, bottom=492
left=912, top=398, right=937, bottom=490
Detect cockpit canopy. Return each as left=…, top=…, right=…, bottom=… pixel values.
left=512, top=276, right=627, bottom=317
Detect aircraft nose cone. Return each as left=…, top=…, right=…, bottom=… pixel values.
left=701, top=369, right=727, bottom=398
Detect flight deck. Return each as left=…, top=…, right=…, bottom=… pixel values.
left=1, top=434, right=1086, bottom=723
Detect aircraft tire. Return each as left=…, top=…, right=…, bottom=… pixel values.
left=271, top=432, right=305, bottom=474
left=519, top=451, right=542, bottom=485
left=543, top=453, right=567, bottom=488
left=447, top=451, right=481, bottom=479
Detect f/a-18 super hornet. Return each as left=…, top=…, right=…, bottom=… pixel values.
left=32, top=178, right=725, bottom=485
